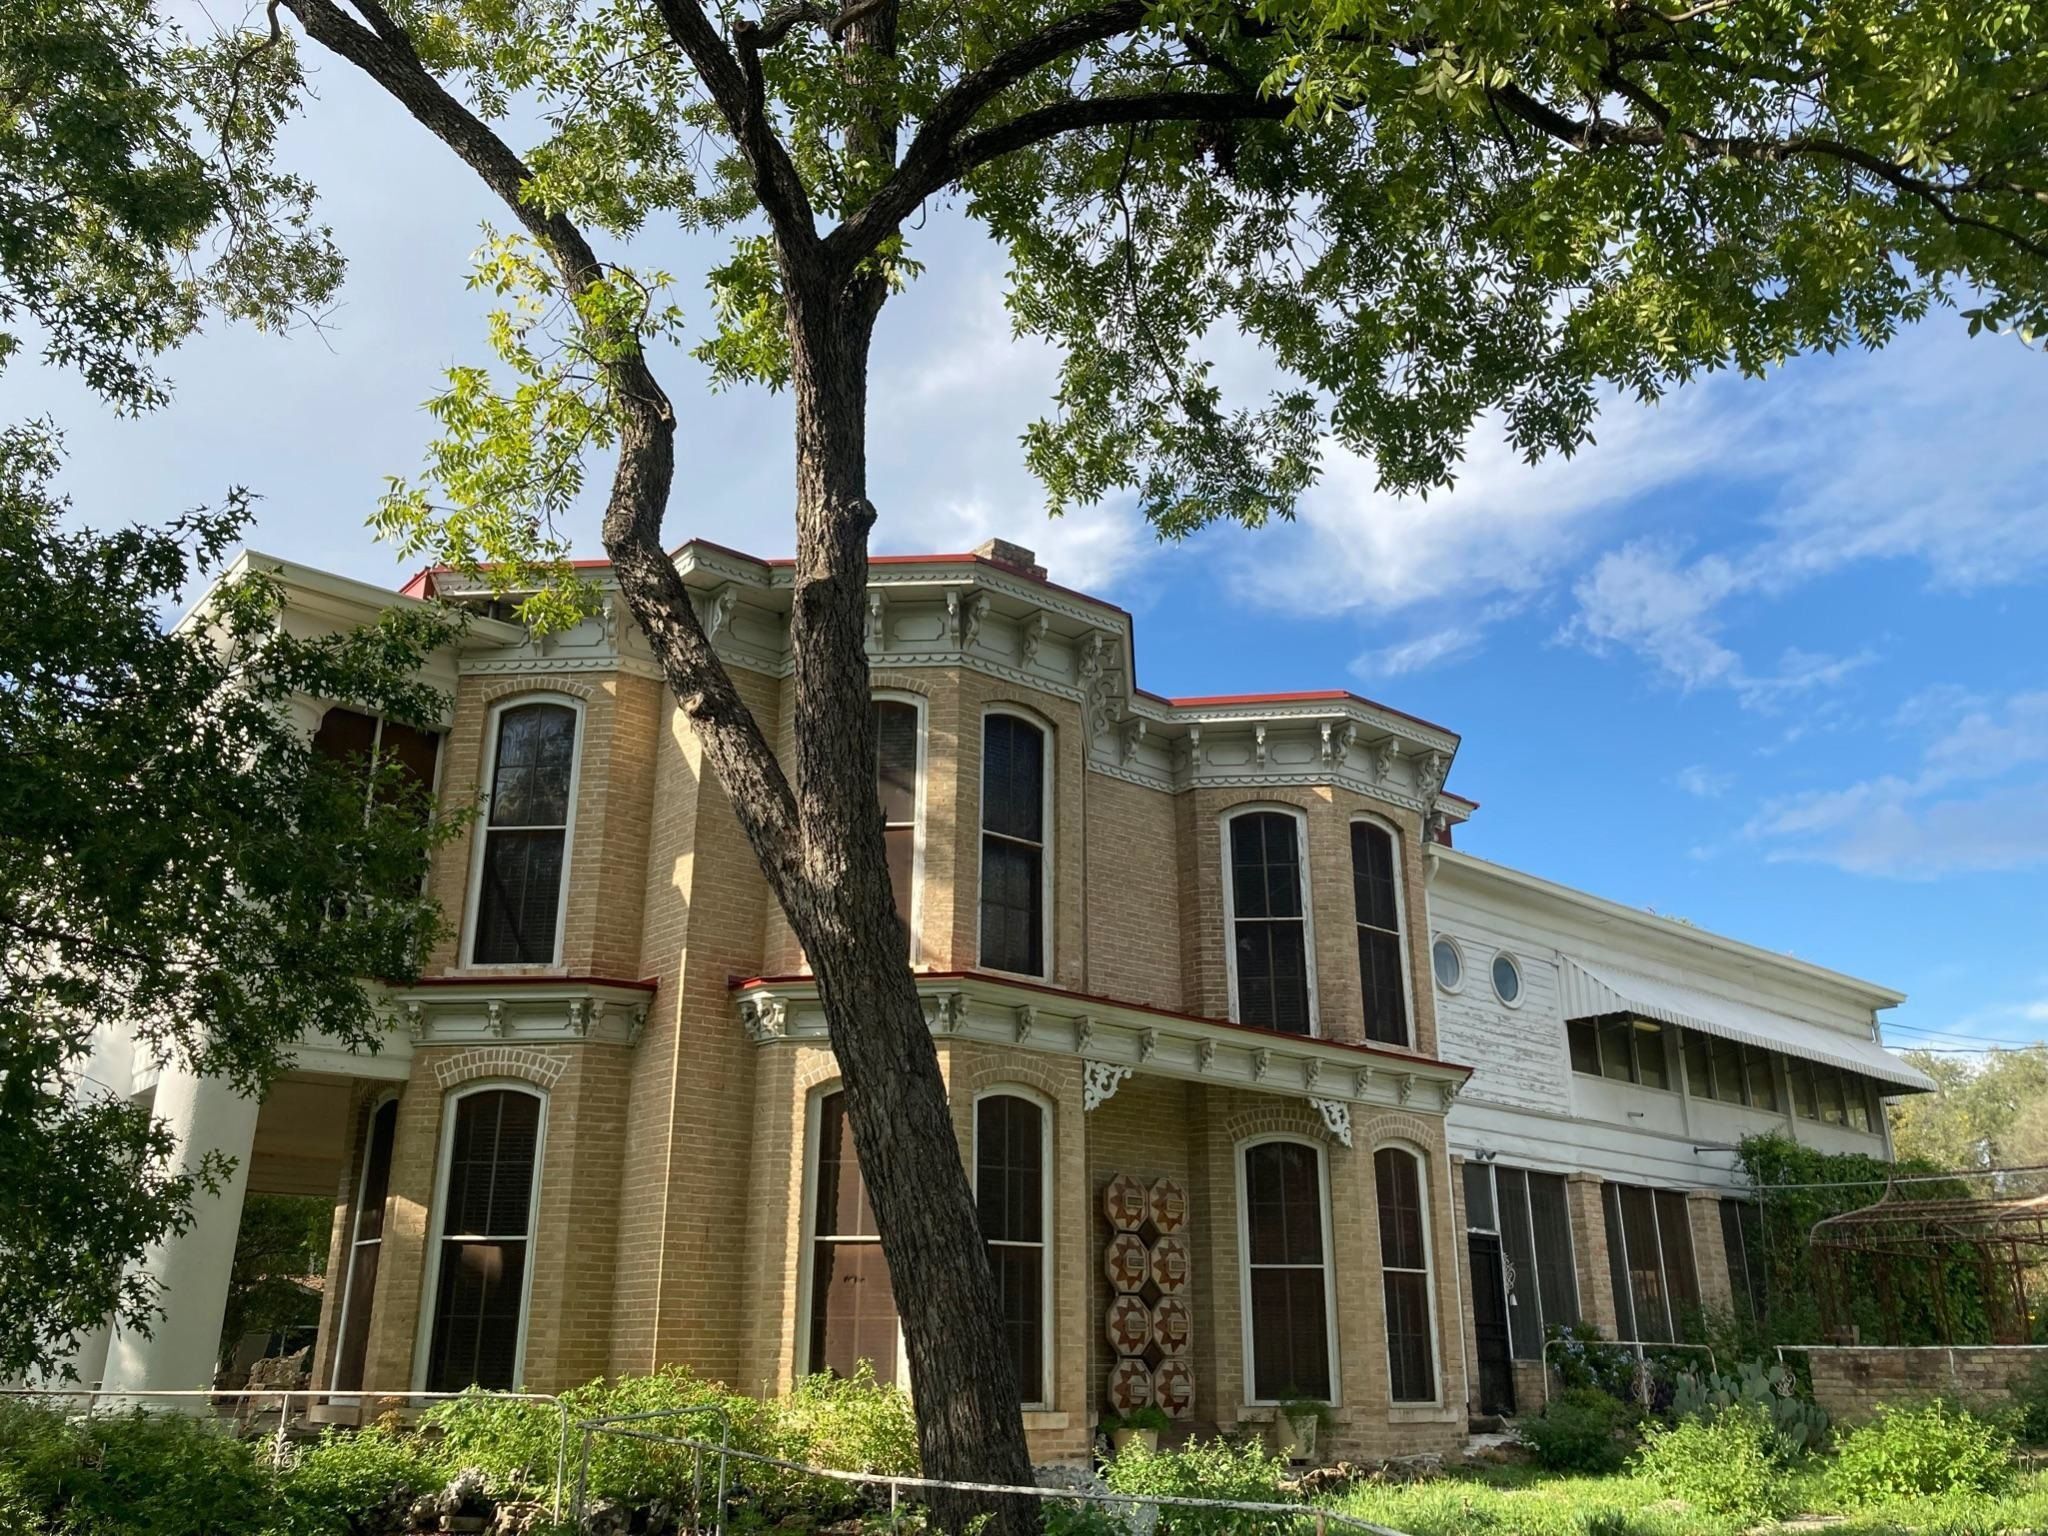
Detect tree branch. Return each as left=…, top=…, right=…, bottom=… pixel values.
left=646, top=0, right=823, bottom=256
left=826, top=0, right=1150, bottom=266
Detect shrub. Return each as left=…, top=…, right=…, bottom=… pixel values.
left=1101, top=1436, right=1294, bottom=1534
left=1633, top=1401, right=1787, bottom=1522
left=1545, top=1323, right=1640, bottom=1405
left=271, top=1425, right=437, bottom=1536
left=2005, top=1356, right=2048, bottom=1446
left=0, top=1406, right=275, bottom=1536
left=419, top=1391, right=563, bottom=1500
left=1518, top=1388, right=1637, bottom=1475
left=1828, top=1401, right=2015, bottom=1504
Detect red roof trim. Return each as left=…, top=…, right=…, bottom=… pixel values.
left=727, top=968, right=1472, bottom=1076
left=392, top=973, right=660, bottom=993
left=1156, top=689, right=1458, bottom=740
left=678, top=538, right=1133, bottom=616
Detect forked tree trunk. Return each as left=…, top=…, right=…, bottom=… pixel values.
left=774, top=270, right=1040, bottom=1532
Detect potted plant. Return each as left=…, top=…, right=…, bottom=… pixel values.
left=1271, top=1397, right=1333, bottom=1463
left=1102, top=1404, right=1171, bottom=1454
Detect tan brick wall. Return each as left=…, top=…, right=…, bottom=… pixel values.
left=1687, top=1190, right=1735, bottom=1319
left=1810, top=1347, right=2048, bottom=1422
left=1568, top=1173, right=1620, bottom=1337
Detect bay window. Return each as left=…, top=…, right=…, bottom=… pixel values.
left=424, top=1086, right=544, bottom=1391
left=978, top=712, right=1048, bottom=976
left=1375, top=1147, right=1438, bottom=1402
left=975, top=1093, right=1049, bottom=1405
left=470, top=700, right=579, bottom=965
left=1225, top=809, right=1315, bottom=1035
left=1350, top=820, right=1408, bottom=1046
left=1241, top=1139, right=1334, bottom=1401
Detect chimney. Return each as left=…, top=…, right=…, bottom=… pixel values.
left=972, top=537, right=1046, bottom=581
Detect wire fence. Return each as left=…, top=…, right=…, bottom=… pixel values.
left=568, top=1412, right=1413, bottom=1536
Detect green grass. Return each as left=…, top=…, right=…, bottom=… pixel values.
left=1328, top=1463, right=2048, bottom=1536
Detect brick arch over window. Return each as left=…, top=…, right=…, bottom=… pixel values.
left=432, top=1047, right=569, bottom=1092
left=956, top=1056, right=1069, bottom=1104
left=869, top=670, right=934, bottom=699
left=1218, top=1100, right=1330, bottom=1150
left=477, top=677, right=598, bottom=707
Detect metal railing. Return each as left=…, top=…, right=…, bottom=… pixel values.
left=569, top=1413, right=1412, bottom=1535
left=1535, top=1338, right=1718, bottom=1409
left=0, top=1386, right=573, bottom=1521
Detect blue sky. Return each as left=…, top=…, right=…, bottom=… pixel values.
left=7, top=47, right=2045, bottom=1057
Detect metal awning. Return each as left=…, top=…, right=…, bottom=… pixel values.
left=1559, top=956, right=1934, bottom=1093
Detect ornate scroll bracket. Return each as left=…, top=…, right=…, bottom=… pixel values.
left=1020, top=610, right=1049, bottom=668
left=1083, top=1060, right=1133, bottom=1111
left=1308, top=1097, right=1354, bottom=1148
left=865, top=590, right=887, bottom=652
left=947, top=589, right=990, bottom=651
left=701, top=585, right=739, bottom=642
left=739, top=996, right=788, bottom=1042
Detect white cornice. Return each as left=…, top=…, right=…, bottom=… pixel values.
left=376, top=977, right=655, bottom=1049
left=732, top=972, right=1470, bottom=1122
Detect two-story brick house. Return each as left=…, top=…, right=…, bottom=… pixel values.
left=65, top=536, right=1927, bottom=1460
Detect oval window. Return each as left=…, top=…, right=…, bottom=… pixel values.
left=1492, top=953, right=1522, bottom=1005
left=1432, top=938, right=1463, bottom=991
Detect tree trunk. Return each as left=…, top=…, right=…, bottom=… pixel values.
left=776, top=267, right=1040, bottom=1533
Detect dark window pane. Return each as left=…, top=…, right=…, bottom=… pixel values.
left=809, top=1092, right=898, bottom=1384
left=1746, top=1049, right=1781, bottom=1112
left=975, top=1097, right=1044, bottom=1244
left=1845, top=1077, right=1871, bottom=1132
left=1635, top=1023, right=1669, bottom=1090
left=1787, top=1059, right=1819, bottom=1120
left=443, top=1091, right=540, bottom=1238
left=1528, top=1172, right=1580, bottom=1332
left=1568, top=1020, right=1602, bottom=1076
left=1247, top=1143, right=1325, bottom=1266
left=1655, top=1189, right=1700, bottom=1327
left=1350, top=821, right=1398, bottom=932
left=427, top=1239, right=527, bottom=1391
left=1230, top=813, right=1303, bottom=920
left=1462, top=1163, right=1496, bottom=1232
left=1359, top=928, right=1406, bottom=1046
left=981, top=714, right=1045, bottom=843
left=313, top=707, right=379, bottom=777
left=978, top=838, right=1043, bottom=974
left=1719, top=1198, right=1757, bottom=1324
left=331, top=1099, right=399, bottom=1394
left=1817, top=1068, right=1848, bottom=1125
left=1603, top=1184, right=1637, bottom=1340
left=1618, top=1185, right=1670, bottom=1342
left=1599, top=1018, right=1637, bottom=1083
left=1710, top=1037, right=1747, bottom=1105
left=1374, top=1149, right=1428, bottom=1272
left=473, top=829, right=566, bottom=964
left=1235, top=920, right=1310, bottom=1034
left=1383, top=1271, right=1435, bottom=1402
left=427, top=1091, right=541, bottom=1393
left=377, top=721, right=442, bottom=802
left=356, top=1099, right=398, bottom=1245
left=989, top=1243, right=1044, bottom=1403
left=1250, top=1268, right=1331, bottom=1401
left=1684, top=1032, right=1713, bottom=1097
left=874, top=701, right=919, bottom=825
left=488, top=704, right=577, bottom=827
left=884, top=826, right=914, bottom=925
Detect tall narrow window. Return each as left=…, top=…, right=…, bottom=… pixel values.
left=979, top=713, right=1047, bottom=975
left=1376, top=1148, right=1437, bottom=1402
left=471, top=702, right=578, bottom=964
left=1350, top=821, right=1407, bottom=1045
left=1602, top=1181, right=1702, bottom=1344
left=1495, top=1168, right=1543, bottom=1361
left=807, top=1091, right=900, bottom=1383
left=331, top=1097, right=398, bottom=1392
left=975, top=1095, right=1047, bottom=1404
left=1227, top=811, right=1313, bottom=1035
left=873, top=699, right=921, bottom=932
left=426, top=1087, right=542, bottom=1391
left=1242, top=1141, right=1333, bottom=1401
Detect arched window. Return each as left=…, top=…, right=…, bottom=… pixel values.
left=872, top=696, right=922, bottom=941
left=806, top=1090, right=900, bottom=1383
left=1374, top=1146, right=1438, bottom=1403
left=1224, top=809, right=1315, bottom=1035
left=1240, top=1140, right=1334, bottom=1401
left=975, top=1093, right=1049, bottom=1405
left=979, top=712, right=1048, bottom=976
left=425, top=1086, right=544, bottom=1391
left=470, top=701, right=579, bottom=964
left=1351, top=820, right=1408, bottom=1045
left=330, top=1096, right=398, bottom=1392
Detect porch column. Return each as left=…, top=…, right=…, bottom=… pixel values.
left=1566, top=1173, right=1619, bottom=1337
left=99, top=1064, right=263, bottom=1407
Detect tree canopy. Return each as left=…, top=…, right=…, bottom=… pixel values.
left=0, top=423, right=460, bottom=1380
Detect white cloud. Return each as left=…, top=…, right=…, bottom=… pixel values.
left=1351, top=624, right=1488, bottom=681
left=1746, top=688, right=2048, bottom=876
left=1675, top=764, right=1735, bottom=798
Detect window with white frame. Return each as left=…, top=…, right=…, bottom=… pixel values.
left=1432, top=937, right=1464, bottom=993
left=1225, top=809, right=1314, bottom=1035
left=806, top=1089, right=901, bottom=1383
left=1375, top=1146, right=1438, bottom=1402
left=978, top=712, right=1048, bottom=976
left=470, top=700, right=579, bottom=965
left=1241, top=1139, right=1334, bottom=1401
left=314, top=706, right=444, bottom=805
left=975, top=1092, right=1049, bottom=1404
left=872, top=696, right=923, bottom=941
left=330, top=1096, right=398, bottom=1392
left=1350, top=819, right=1408, bottom=1045
left=424, top=1086, right=544, bottom=1392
